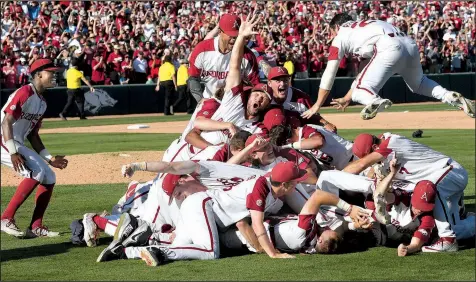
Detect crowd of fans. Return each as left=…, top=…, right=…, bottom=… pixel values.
left=1, top=1, right=475, bottom=89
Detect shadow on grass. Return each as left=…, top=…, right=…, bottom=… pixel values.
left=1, top=241, right=73, bottom=262
left=1, top=237, right=114, bottom=263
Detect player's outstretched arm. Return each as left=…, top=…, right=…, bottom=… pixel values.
left=236, top=219, right=264, bottom=253
left=121, top=160, right=199, bottom=178
left=227, top=135, right=268, bottom=165
left=300, top=190, right=367, bottom=223
left=224, top=12, right=259, bottom=93
left=398, top=237, right=424, bottom=257
left=343, top=152, right=384, bottom=175
left=250, top=210, right=295, bottom=259
left=194, top=117, right=238, bottom=133
left=184, top=128, right=213, bottom=150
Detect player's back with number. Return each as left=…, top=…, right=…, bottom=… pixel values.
left=334, top=20, right=403, bottom=59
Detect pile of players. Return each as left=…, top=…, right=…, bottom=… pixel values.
left=68, top=13, right=475, bottom=266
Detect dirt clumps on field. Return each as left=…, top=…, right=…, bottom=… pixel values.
left=1, top=151, right=164, bottom=187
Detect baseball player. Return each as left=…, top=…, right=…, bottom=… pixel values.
left=302, top=14, right=475, bottom=120
left=176, top=15, right=271, bottom=160
left=188, top=13, right=259, bottom=102
left=345, top=132, right=475, bottom=252
left=261, top=65, right=337, bottom=132
left=264, top=107, right=355, bottom=170
left=1, top=59, right=68, bottom=238
left=366, top=181, right=441, bottom=256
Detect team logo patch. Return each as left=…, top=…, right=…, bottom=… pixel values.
left=418, top=229, right=429, bottom=237
left=10, top=105, right=16, bottom=111
left=421, top=192, right=428, bottom=202
left=233, top=19, right=240, bottom=29
left=256, top=199, right=263, bottom=207
left=203, top=111, right=209, bottom=116
left=277, top=67, right=285, bottom=73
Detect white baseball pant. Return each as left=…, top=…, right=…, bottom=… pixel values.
left=126, top=192, right=220, bottom=261
left=317, top=170, right=374, bottom=196
left=434, top=161, right=474, bottom=240
left=1, top=143, right=56, bottom=184
left=111, top=181, right=152, bottom=215
left=351, top=35, right=451, bottom=106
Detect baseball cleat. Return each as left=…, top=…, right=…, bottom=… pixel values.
left=1, top=219, right=24, bottom=237
left=445, top=92, right=475, bottom=118
left=83, top=213, right=98, bottom=247
left=422, top=237, right=458, bottom=253
left=24, top=226, right=60, bottom=238
left=96, top=240, right=126, bottom=262
left=360, top=99, right=392, bottom=120
left=140, top=246, right=167, bottom=267
left=114, top=213, right=139, bottom=242
left=122, top=222, right=153, bottom=248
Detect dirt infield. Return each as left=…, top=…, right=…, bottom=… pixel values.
left=1, top=151, right=163, bottom=187
left=1, top=110, right=474, bottom=187
left=40, top=111, right=474, bottom=134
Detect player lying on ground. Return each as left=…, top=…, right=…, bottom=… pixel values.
left=1, top=59, right=68, bottom=238
left=344, top=132, right=475, bottom=252
left=302, top=13, right=475, bottom=120
left=102, top=162, right=368, bottom=266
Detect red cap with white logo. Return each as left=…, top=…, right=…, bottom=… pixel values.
left=219, top=14, right=241, bottom=37
left=411, top=180, right=437, bottom=212
left=268, top=66, right=290, bottom=81
left=266, top=161, right=308, bottom=183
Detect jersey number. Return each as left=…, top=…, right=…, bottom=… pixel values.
left=351, top=20, right=376, bottom=28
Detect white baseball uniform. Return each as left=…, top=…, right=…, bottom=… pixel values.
left=297, top=124, right=355, bottom=170
left=0, top=84, right=55, bottom=184
left=188, top=37, right=259, bottom=99
left=327, top=20, right=452, bottom=106
left=220, top=215, right=320, bottom=253
left=373, top=132, right=473, bottom=239
left=111, top=181, right=151, bottom=215
left=162, top=98, right=221, bottom=163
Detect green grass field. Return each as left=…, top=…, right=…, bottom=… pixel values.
left=1, top=124, right=475, bottom=280
left=41, top=103, right=457, bottom=130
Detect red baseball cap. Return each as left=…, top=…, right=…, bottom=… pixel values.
left=263, top=107, right=286, bottom=130
left=29, top=58, right=61, bottom=75
left=245, top=133, right=269, bottom=148
left=268, top=66, right=290, bottom=80
left=219, top=14, right=241, bottom=37
left=352, top=133, right=376, bottom=159
left=162, top=173, right=182, bottom=204
left=266, top=161, right=308, bottom=183
left=411, top=180, right=437, bottom=212
left=251, top=83, right=272, bottom=100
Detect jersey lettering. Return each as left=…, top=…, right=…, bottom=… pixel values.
left=218, top=177, right=245, bottom=191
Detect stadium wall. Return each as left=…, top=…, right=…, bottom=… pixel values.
left=1, top=73, right=474, bottom=118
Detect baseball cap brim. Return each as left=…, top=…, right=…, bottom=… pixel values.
left=43, top=66, right=62, bottom=72
left=265, top=167, right=309, bottom=183
left=222, top=29, right=239, bottom=37
left=269, top=73, right=290, bottom=80
left=411, top=197, right=435, bottom=212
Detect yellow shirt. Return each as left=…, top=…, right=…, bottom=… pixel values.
left=177, top=65, right=189, bottom=86
left=284, top=61, right=295, bottom=75
left=159, top=62, right=175, bottom=82
left=66, top=67, right=84, bottom=89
